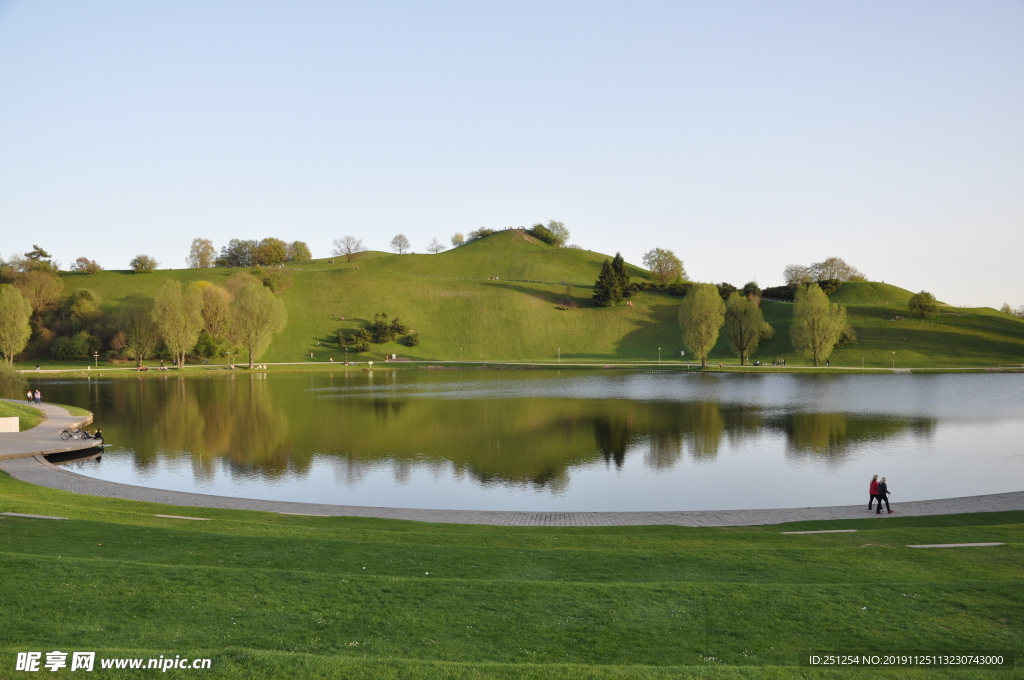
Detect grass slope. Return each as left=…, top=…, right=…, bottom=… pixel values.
left=40, top=231, right=1024, bottom=367
left=0, top=400, right=44, bottom=431
left=0, top=472, right=1021, bottom=678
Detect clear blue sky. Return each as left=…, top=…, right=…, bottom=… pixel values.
left=1, top=1, right=1021, bottom=307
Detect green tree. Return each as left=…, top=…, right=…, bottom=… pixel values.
left=118, top=294, right=160, bottom=367
left=187, top=238, right=216, bottom=268
left=642, top=248, right=686, bottom=283
left=678, top=283, right=726, bottom=368
left=790, top=283, right=850, bottom=366
left=0, top=285, right=32, bottom=365
left=154, top=281, right=204, bottom=369
left=612, top=253, right=630, bottom=296
left=13, top=270, right=64, bottom=320
left=592, top=258, right=623, bottom=307
left=287, top=241, right=312, bottom=262
left=546, top=220, right=570, bottom=247
left=230, top=284, right=287, bottom=368
left=130, top=254, right=159, bottom=273
left=254, top=238, right=288, bottom=266
left=723, top=293, right=772, bottom=365
left=198, top=282, right=232, bottom=340
left=908, top=291, right=938, bottom=319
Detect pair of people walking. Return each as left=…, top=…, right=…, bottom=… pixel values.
left=868, top=475, right=894, bottom=514
left=26, top=389, right=41, bottom=404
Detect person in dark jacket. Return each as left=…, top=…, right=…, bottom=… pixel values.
left=869, top=475, right=879, bottom=511
left=876, top=477, right=894, bottom=514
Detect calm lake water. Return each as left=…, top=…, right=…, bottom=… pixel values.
left=36, top=371, right=1024, bottom=511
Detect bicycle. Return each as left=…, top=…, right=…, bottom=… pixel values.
left=60, top=427, right=87, bottom=440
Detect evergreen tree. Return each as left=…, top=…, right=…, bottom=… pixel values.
left=611, top=253, right=631, bottom=296
left=592, top=259, right=622, bottom=307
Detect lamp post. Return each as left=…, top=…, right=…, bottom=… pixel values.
left=93, top=352, right=99, bottom=367
left=891, top=352, right=896, bottom=369
left=558, top=348, right=560, bottom=363
left=658, top=347, right=661, bottom=364
left=460, top=347, right=463, bottom=362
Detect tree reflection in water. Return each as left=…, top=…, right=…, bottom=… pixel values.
left=52, top=374, right=937, bottom=489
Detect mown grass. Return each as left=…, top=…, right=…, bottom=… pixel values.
left=0, top=472, right=1021, bottom=678
left=25, top=230, right=1024, bottom=369
left=0, top=400, right=44, bottom=431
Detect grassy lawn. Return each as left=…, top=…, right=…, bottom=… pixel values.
left=0, top=472, right=1020, bottom=678
left=0, top=400, right=45, bottom=431
left=14, top=230, right=1024, bottom=369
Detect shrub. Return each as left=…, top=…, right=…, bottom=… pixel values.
left=130, top=254, right=159, bottom=273
left=247, top=267, right=293, bottom=293
left=817, top=279, right=842, bottom=296
left=716, top=282, right=737, bottom=300
left=50, top=331, right=100, bottom=360
left=530, top=224, right=556, bottom=245
left=356, top=342, right=370, bottom=353
left=70, top=257, right=102, bottom=274
left=403, top=333, right=420, bottom=347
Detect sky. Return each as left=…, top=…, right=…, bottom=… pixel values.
left=1, top=1, right=1021, bottom=307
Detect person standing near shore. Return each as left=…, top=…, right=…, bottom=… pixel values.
left=26, top=389, right=33, bottom=403
left=34, top=389, right=41, bottom=404
left=869, top=475, right=879, bottom=511
left=876, top=477, right=893, bottom=514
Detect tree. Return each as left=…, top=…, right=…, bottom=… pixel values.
left=253, top=238, right=288, bottom=266
left=187, top=238, right=216, bottom=268
left=118, top=294, right=160, bottom=367
left=723, top=293, right=772, bottom=365
left=451, top=233, right=465, bottom=247
left=427, top=238, right=447, bottom=254
left=70, top=257, right=102, bottom=274
left=287, top=241, right=312, bottom=262
left=783, top=264, right=812, bottom=286
left=215, top=239, right=257, bottom=267
left=230, top=283, right=287, bottom=368
left=332, top=236, right=366, bottom=262
left=0, top=285, right=32, bottom=365
left=547, top=220, right=570, bottom=247
left=154, top=281, right=204, bottom=369
left=611, top=252, right=631, bottom=295
left=199, top=283, right=232, bottom=339
left=130, top=254, right=159, bottom=273
left=13, top=270, right=64, bottom=320
left=908, top=291, right=939, bottom=319
left=678, top=283, right=726, bottom=369
left=741, top=281, right=761, bottom=302
left=790, top=283, right=849, bottom=366
left=390, top=234, right=411, bottom=254
left=810, top=256, right=865, bottom=282
left=642, top=248, right=686, bottom=283
left=593, top=258, right=623, bottom=307
left=60, top=288, right=101, bottom=335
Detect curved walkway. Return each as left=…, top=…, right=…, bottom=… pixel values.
left=1, top=452, right=1022, bottom=526
left=0, top=400, right=94, bottom=461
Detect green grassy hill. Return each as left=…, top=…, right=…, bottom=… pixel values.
left=41, top=230, right=1024, bottom=368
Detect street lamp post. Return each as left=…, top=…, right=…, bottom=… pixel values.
left=93, top=352, right=99, bottom=368
left=891, top=352, right=896, bottom=369
left=460, top=347, right=463, bottom=362
left=558, top=348, right=560, bottom=363
left=658, top=347, right=661, bottom=364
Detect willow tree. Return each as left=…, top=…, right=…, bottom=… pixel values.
left=723, top=293, right=772, bottom=365
left=790, top=283, right=849, bottom=366
left=230, top=283, right=287, bottom=369
left=678, top=283, right=726, bottom=368
left=0, top=285, right=32, bottom=365
left=154, top=281, right=204, bottom=369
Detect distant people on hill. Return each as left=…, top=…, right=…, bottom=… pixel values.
left=876, top=477, right=893, bottom=514
left=868, top=475, right=879, bottom=511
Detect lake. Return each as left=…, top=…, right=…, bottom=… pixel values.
left=34, top=370, right=1024, bottom=511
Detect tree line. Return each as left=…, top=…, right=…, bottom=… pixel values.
left=0, top=245, right=288, bottom=368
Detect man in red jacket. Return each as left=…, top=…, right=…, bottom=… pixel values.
left=868, top=475, right=879, bottom=512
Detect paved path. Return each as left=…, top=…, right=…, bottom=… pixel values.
left=2, top=453, right=1024, bottom=526
left=0, top=400, right=95, bottom=461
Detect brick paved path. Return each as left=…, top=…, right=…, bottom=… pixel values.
left=4, top=403, right=1024, bottom=527
left=3, top=452, right=1023, bottom=526
left=0, top=399, right=95, bottom=461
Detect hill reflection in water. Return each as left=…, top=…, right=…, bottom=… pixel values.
left=47, top=372, right=939, bottom=488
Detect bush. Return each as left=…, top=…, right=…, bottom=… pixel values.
left=356, top=342, right=370, bottom=353
left=70, top=257, right=102, bottom=274
left=716, top=282, right=737, bottom=300
left=817, top=279, right=842, bottom=296
left=50, top=331, right=100, bottom=360
left=339, top=329, right=371, bottom=347
left=0, top=363, right=28, bottom=399
left=130, top=255, right=159, bottom=273
left=762, top=285, right=796, bottom=302
left=248, top=267, right=293, bottom=293
left=465, top=228, right=494, bottom=244
left=530, top=224, right=556, bottom=245
left=403, top=333, right=420, bottom=347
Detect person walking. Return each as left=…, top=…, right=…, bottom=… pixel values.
left=868, top=475, right=879, bottom=512
left=34, top=389, right=41, bottom=404
left=27, top=389, right=33, bottom=403
left=876, top=477, right=894, bottom=514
